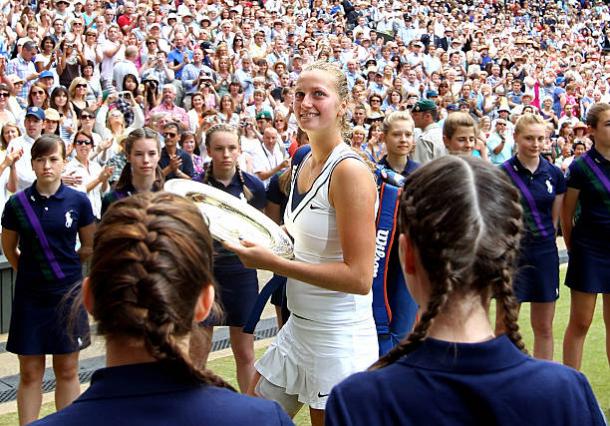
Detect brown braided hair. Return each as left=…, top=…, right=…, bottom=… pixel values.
left=371, top=156, right=526, bottom=370
left=88, top=191, right=235, bottom=390
left=204, top=123, right=253, bottom=201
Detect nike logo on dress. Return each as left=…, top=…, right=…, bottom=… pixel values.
left=310, top=204, right=323, bottom=210
left=317, top=392, right=329, bottom=398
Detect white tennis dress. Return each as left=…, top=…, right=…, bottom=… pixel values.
left=255, top=143, right=378, bottom=410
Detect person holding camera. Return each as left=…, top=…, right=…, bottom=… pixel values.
left=141, top=76, right=161, bottom=115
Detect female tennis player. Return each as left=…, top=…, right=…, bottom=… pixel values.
left=324, top=156, right=605, bottom=426
left=226, top=61, right=378, bottom=426
left=562, top=102, right=610, bottom=370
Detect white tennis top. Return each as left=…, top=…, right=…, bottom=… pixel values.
left=284, top=143, right=376, bottom=324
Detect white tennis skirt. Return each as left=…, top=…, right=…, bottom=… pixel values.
left=255, top=314, right=378, bottom=410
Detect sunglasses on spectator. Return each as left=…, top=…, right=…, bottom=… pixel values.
left=163, top=132, right=177, bottom=138
left=76, top=84, right=88, bottom=88
left=0, top=92, right=9, bottom=98
left=75, top=139, right=93, bottom=145
left=81, top=114, right=94, bottom=119
left=32, top=90, right=46, bottom=96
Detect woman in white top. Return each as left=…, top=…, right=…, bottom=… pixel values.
left=64, top=130, right=113, bottom=219
left=227, top=61, right=378, bottom=426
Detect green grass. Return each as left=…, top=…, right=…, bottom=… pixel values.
left=0, top=267, right=607, bottom=426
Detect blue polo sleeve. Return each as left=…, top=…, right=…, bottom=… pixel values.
left=245, top=173, right=267, bottom=210
left=76, top=192, right=96, bottom=227
left=553, top=164, right=567, bottom=195
left=1, top=195, right=18, bottom=231
left=566, top=157, right=585, bottom=190
left=267, top=173, right=284, bottom=205
left=181, top=151, right=195, bottom=177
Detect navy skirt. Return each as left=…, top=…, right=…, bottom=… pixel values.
left=206, top=263, right=259, bottom=327
left=565, top=226, right=610, bottom=294
left=514, top=237, right=560, bottom=303
left=7, top=278, right=90, bottom=355
left=270, top=274, right=290, bottom=322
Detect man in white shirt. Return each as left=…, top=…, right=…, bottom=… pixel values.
left=11, top=107, right=44, bottom=191
left=101, top=25, right=125, bottom=87
left=112, top=46, right=139, bottom=90
left=251, top=127, right=288, bottom=188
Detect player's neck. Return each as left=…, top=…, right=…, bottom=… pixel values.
left=132, top=174, right=155, bottom=193
left=309, top=132, right=342, bottom=166
left=213, top=166, right=236, bottom=185
left=517, top=152, right=539, bottom=173
left=36, top=179, right=61, bottom=197
left=385, top=153, right=408, bottom=172
left=427, top=299, right=495, bottom=344
left=595, top=142, right=610, bottom=160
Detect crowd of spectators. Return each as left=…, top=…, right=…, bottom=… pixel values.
left=0, top=0, right=607, bottom=210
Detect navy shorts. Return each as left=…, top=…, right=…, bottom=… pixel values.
left=565, top=227, right=610, bottom=294
left=514, top=237, right=560, bottom=303
left=206, top=264, right=259, bottom=327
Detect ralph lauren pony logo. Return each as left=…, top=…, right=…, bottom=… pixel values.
left=65, top=210, right=74, bottom=228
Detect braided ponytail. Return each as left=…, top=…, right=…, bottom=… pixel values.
left=235, top=163, right=253, bottom=201
left=203, top=161, right=213, bottom=185
left=88, top=192, right=235, bottom=390
left=370, top=156, right=526, bottom=369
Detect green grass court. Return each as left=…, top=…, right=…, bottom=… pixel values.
left=0, top=266, right=607, bottom=425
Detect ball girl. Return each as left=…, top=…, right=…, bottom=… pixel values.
left=324, top=156, right=605, bottom=426
left=101, top=128, right=164, bottom=216
left=375, top=111, right=420, bottom=347
left=227, top=62, right=378, bottom=426
left=1, top=134, right=95, bottom=425
left=562, top=102, right=610, bottom=370
left=378, top=111, right=419, bottom=177
left=442, top=112, right=489, bottom=160
left=497, top=114, right=566, bottom=360
left=30, top=192, right=293, bottom=426
left=198, top=123, right=266, bottom=393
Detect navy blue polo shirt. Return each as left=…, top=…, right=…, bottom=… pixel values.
left=159, top=148, right=195, bottom=180
left=30, top=361, right=294, bottom=426
left=378, top=156, right=420, bottom=178
left=502, top=156, right=566, bottom=241
left=267, top=173, right=289, bottom=221
left=206, top=171, right=266, bottom=266
left=326, top=336, right=605, bottom=426
left=2, top=183, right=95, bottom=287
left=101, top=182, right=138, bottom=217
left=567, top=147, right=610, bottom=233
